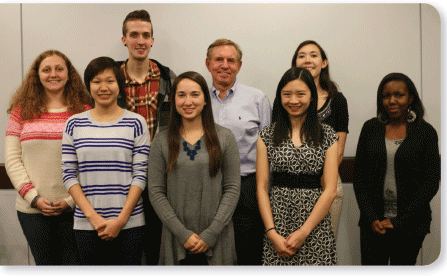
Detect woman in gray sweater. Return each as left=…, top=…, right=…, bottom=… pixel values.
left=148, top=71, right=241, bottom=265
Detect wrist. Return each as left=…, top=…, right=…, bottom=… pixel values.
left=30, top=195, right=41, bottom=208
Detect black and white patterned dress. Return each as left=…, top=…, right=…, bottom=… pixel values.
left=259, top=123, right=338, bottom=265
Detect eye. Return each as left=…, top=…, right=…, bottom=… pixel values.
left=298, top=55, right=305, bottom=59
left=143, top=33, right=151, bottom=39
left=130, top=33, right=138, bottom=38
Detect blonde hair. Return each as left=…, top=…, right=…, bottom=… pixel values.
left=206, top=38, right=242, bottom=61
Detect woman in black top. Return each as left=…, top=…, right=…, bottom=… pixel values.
left=353, top=73, right=440, bottom=265
left=292, top=40, right=348, bottom=238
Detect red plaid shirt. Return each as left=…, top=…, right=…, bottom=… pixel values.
left=121, top=60, right=161, bottom=141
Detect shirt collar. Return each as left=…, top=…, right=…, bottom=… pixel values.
left=211, top=79, right=238, bottom=98
left=123, top=59, right=154, bottom=85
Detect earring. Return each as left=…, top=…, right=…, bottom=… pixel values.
left=377, top=112, right=388, bottom=124
left=406, top=107, right=416, bottom=123
left=124, top=44, right=127, bottom=47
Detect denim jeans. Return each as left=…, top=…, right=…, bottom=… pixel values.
left=17, top=210, right=80, bottom=265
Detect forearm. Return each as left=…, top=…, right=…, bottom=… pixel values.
left=116, top=185, right=143, bottom=226
left=68, top=184, right=98, bottom=220
left=5, top=136, right=39, bottom=204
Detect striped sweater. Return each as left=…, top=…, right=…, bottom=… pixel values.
left=62, top=110, right=150, bottom=230
left=5, top=106, right=90, bottom=214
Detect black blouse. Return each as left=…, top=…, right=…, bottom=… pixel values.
left=318, top=92, right=349, bottom=134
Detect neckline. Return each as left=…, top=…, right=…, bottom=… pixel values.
left=87, top=109, right=127, bottom=125
left=317, top=96, right=331, bottom=114
left=181, top=134, right=204, bottom=146
left=47, top=107, right=68, bottom=113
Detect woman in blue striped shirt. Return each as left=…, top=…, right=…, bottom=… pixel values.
left=62, top=57, right=150, bottom=265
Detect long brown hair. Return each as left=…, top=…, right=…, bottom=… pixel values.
left=166, top=71, right=223, bottom=177
left=7, top=50, right=92, bottom=119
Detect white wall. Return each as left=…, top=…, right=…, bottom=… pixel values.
left=0, top=3, right=442, bottom=266
left=1, top=3, right=433, bottom=159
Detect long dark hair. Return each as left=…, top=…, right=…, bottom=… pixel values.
left=291, top=40, right=338, bottom=99
left=376, top=72, right=425, bottom=124
left=272, top=67, right=323, bottom=148
left=166, top=71, right=223, bottom=177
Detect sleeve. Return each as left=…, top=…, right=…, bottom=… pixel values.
left=147, top=133, right=194, bottom=244
left=322, top=124, right=339, bottom=150
left=61, top=117, right=80, bottom=191
left=199, top=129, right=241, bottom=247
left=4, top=108, right=39, bottom=204
left=333, top=93, right=349, bottom=133
left=352, top=121, right=381, bottom=225
left=131, top=117, right=150, bottom=190
left=258, top=94, right=272, bottom=130
left=391, top=124, right=440, bottom=229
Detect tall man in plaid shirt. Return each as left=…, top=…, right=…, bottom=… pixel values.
left=117, top=9, right=175, bottom=265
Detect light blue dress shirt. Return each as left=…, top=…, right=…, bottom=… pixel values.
left=210, top=80, right=272, bottom=176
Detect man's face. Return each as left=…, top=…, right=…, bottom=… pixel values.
left=121, top=20, right=154, bottom=61
left=206, top=45, right=242, bottom=90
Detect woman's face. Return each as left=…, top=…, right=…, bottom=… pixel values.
left=382, top=80, right=413, bottom=122
left=281, top=79, right=312, bottom=119
left=175, top=78, right=206, bottom=122
left=38, top=55, right=69, bottom=95
left=295, top=44, right=328, bottom=81
left=90, top=68, right=120, bottom=109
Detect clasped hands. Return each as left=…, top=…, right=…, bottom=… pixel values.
left=371, top=218, right=394, bottom=235
left=183, top=233, right=210, bottom=254
left=89, top=214, right=125, bottom=241
left=268, top=229, right=307, bottom=258
left=35, top=197, right=70, bottom=216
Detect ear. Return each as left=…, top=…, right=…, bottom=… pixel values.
left=121, top=36, right=127, bottom=47
left=409, top=95, right=414, bottom=105
left=205, top=58, right=211, bottom=71
left=322, top=59, right=328, bottom=69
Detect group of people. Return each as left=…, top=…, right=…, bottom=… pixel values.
left=4, top=9, right=440, bottom=266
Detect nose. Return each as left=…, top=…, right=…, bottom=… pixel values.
left=184, top=95, right=193, bottom=105
left=99, top=82, right=108, bottom=91
left=50, top=69, right=57, bottom=77
left=221, top=59, right=229, bottom=68
left=290, top=95, right=299, bottom=103
left=389, top=95, right=396, bottom=103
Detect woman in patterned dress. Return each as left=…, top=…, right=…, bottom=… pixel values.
left=292, top=40, right=349, bottom=238
left=256, top=67, right=339, bottom=265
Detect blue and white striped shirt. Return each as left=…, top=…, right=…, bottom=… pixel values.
left=62, top=110, right=150, bottom=230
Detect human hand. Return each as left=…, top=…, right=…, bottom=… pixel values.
left=50, top=200, right=70, bottom=216
left=371, top=220, right=386, bottom=235
left=190, top=238, right=210, bottom=254
left=267, top=230, right=295, bottom=258
left=35, top=197, right=60, bottom=216
left=380, top=218, right=394, bottom=229
left=97, top=218, right=125, bottom=241
left=285, top=229, right=307, bottom=253
left=87, top=214, right=107, bottom=234
left=183, top=233, right=200, bottom=251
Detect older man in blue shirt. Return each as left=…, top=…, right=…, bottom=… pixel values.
left=206, top=38, right=272, bottom=265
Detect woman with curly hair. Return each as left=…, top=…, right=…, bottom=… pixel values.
left=5, top=50, right=92, bottom=265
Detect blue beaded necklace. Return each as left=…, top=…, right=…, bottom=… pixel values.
left=183, top=140, right=201, bottom=161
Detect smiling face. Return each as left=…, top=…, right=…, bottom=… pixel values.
left=295, top=44, right=328, bottom=81
left=382, top=80, right=413, bottom=122
left=206, top=45, right=242, bottom=92
left=175, top=78, right=206, bottom=123
left=90, top=69, right=120, bottom=109
left=281, top=79, right=312, bottom=120
left=121, top=20, right=154, bottom=61
left=38, top=55, right=69, bottom=95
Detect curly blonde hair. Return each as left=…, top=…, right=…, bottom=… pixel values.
left=7, top=50, right=93, bottom=119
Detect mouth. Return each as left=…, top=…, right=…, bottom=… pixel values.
left=98, top=94, right=112, bottom=99
left=183, top=108, right=195, bottom=114
left=289, top=106, right=302, bottom=112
